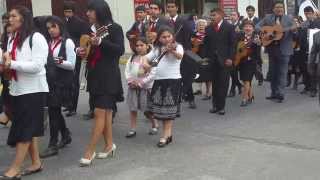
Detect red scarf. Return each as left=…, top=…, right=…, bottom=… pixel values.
left=88, top=46, right=102, bottom=68
left=49, top=37, right=62, bottom=55
left=9, top=33, right=19, bottom=81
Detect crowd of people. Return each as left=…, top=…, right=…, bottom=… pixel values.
left=0, top=0, right=319, bottom=179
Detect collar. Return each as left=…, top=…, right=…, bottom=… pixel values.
left=217, top=20, right=223, bottom=28
left=150, top=17, right=159, bottom=23
left=170, top=15, right=178, bottom=22
left=247, top=16, right=255, bottom=21
left=91, top=25, right=97, bottom=33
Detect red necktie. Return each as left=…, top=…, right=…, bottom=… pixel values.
left=214, top=24, right=219, bottom=32
left=169, top=18, right=175, bottom=27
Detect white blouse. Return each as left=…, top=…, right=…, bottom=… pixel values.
left=50, top=38, right=76, bottom=70
left=3, top=32, right=49, bottom=96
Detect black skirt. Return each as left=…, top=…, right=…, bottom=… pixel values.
left=195, top=63, right=212, bottom=82
left=239, top=60, right=256, bottom=81
left=7, top=92, right=47, bottom=147
left=149, top=79, right=182, bottom=120
left=92, top=94, right=117, bottom=111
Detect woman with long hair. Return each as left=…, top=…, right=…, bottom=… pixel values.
left=40, top=16, right=75, bottom=158
left=0, top=6, right=49, bottom=179
left=77, top=0, right=124, bottom=166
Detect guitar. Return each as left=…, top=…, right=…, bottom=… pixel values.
left=260, top=25, right=284, bottom=47
left=79, top=24, right=112, bottom=60
left=234, top=41, right=252, bottom=66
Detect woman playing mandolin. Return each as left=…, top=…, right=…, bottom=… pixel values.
left=236, top=20, right=261, bottom=107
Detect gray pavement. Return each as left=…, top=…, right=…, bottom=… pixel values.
left=1, top=64, right=320, bottom=180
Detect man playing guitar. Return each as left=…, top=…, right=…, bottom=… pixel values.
left=256, top=1, right=297, bottom=103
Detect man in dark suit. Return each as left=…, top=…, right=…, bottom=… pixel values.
left=228, top=11, right=243, bottom=97
left=63, top=1, right=91, bottom=117
left=166, top=0, right=197, bottom=109
left=203, top=8, right=235, bottom=115
left=147, top=1, right=170, bottom=44
left=299, top=6, right=320, bottom=97
left=309, top=31, right=320, bottom=103
left=256, top=1, right=296, bottom=103
left=242, top=5, right=264, bottom=86
left=126, top=5, right=148, bottom=51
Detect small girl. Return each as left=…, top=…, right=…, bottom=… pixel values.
left=125, top=37, right=158, bottom=138
left=144, top=26, right=184, bottom=148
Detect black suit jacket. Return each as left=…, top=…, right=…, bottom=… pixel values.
left=87, top=23, right=125, bottom=96
left=203, top=20, right=236, bottom=67
left=172, top=15, right=193, bottom=50
left=126, top=21, right=147, bottom=40
left=65, top=16, right=91, bottom=46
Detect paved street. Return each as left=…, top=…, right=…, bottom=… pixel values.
left=1, top=63, right=320, bottom=180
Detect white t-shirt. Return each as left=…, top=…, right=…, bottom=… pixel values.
left=145, top=44, right=184, bottom=80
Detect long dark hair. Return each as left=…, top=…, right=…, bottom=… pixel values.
left=10, top=6, right=34, bottom=49
left=87, top=0, right=113, bottom=25
left=153, top=25, right=175, bottom=48
left=44, top=16, right=70, bottom=41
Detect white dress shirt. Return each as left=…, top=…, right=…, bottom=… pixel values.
left=5, top=32, right=49, bottom=96
left=50, top=38, right=76, bottom=70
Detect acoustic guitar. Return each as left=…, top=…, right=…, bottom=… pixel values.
left=79, top=24, right=112, bottom=60
left=260, top=25, right=284, bottom=47
left=234, top=41, right=252, bottom=66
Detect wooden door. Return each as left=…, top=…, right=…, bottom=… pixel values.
left=6, top=0, right=32, bottom=12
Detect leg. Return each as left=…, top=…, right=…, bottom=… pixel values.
left=102, top=109, right=113, bottom=151
left=48, top=107, right=60, bottom=147
left=216, top=67, right=230, bottom=110
left=129, top=111, right=137, bottom=130
left=57, top=106, right=72, bottom=148
left=228, top=69, right=237, bottom=97
left=4, top=142, right=30, bottom=177
left=26, top=137, right=42, bottom=171
left=83, top=108, right=106, bottom=159
left=277, top=55, right=290, bottom=98
left=241, top=81, right=250, bottom=100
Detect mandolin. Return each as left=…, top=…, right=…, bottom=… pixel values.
left=234, top=41, right=252, bottom=66
left=79, top=24, right=112, bottom=60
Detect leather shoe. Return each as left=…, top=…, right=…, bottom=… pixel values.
left=66, top=111, right=76, bottom=117
left=188, top=101, right=196, bottom=109
left=209, top=108, right=218, bottom=114
left=40, top=146, right=59, bottom=158
left=266, top=95, right=277, bottom=100
left=217, top=109, right=225, bottom=115
left=57, top=135, right=72, bottom=149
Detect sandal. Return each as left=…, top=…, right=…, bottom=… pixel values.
left=21, top=164, right=43, bottom=176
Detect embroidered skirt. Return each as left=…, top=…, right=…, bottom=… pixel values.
left=149, top=79, right=181, bottom=120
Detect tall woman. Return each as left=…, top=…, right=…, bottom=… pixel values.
left=77, top=0, right=124, bottom=166
left=0, top=6, right=49, bottom=179
left=40, top=16, right=75, bottom=158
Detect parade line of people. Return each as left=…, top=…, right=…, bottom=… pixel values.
left=0, top=0, right=320, bottom=179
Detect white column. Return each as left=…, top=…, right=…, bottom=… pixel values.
left=105, top=0, right=134, bottom=53
left=0, top=0, right=6, bottom=34
left=31, top=0, right=52, bottom=16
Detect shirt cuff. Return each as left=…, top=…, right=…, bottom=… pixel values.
left=10, top=61, right=18, bottom=70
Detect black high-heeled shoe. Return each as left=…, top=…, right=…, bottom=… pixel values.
left=157, top=136, right=173, bottom=148
left=0, top=174, right=21, bottom=180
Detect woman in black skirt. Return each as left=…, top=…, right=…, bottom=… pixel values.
left=144, top=26, right=184, bottom=148
left=39, top=16, right=76, bottom=158
left=0, top=6, right=49, bottom=179
left=237, top=20, right=260, bottom=107
left=77, top=0, right=124, bottom=166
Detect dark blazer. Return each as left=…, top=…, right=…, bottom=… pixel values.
left=149, top=16, right=170, bottom=32
left=202, top=20, right=236, bottom=67
left=65, top=16, right=91, bottom=46
left=299, top=19, right=320, bottom=54
left=126, top=21, right=147, bottom=40
left=256, top=14, right=295, bottom=56
left=173, top=15, right=193, bottom=50
left=87, top=23, right=125, bottom=96
left=243, top=17, right=260, bottom=25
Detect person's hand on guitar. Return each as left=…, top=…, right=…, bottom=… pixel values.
left=3, top=52, right=12, bottom=70
left=224, top=59, right=233, bottom=67
left=90, top=32, right=101, bottom=46
left=76, top=47, right=87, bottom=59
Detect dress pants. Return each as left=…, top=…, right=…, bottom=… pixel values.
left=211, top=61, right=230, bottom=110
left=308, top=62, right=320, bottom=93
left=48, top=106, right=69, bottom=147
left=180, top=55, right=196, bottom=102
left=268, top=48, right=290, bottom=97
left=69, top=57, right=81, bottom=112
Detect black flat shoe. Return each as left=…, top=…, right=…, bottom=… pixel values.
left=66, top=111, right=76, bottom=117
left=21, top=164, right=43, bottom=176
left=218, top=110, right=225, bottom=115
left=40, top=146, right=59, bottom=158
left=188, top=101, right=197, bottom=109
left=0, top=174, right=21, bottom=180
left=209, top=108, right=218, bottom=114
left=266, top=95, right=277, bottom=100
left=57, top=135, right=72, bottom=149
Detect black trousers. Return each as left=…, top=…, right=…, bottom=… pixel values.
left=48, top=106, right=69, bottom=147
left=181, top=55, right=196, bottom=102
left=254, top=46, right=264, bottom=81
left=69, top=57, right=82, bottom=112
left=211, top=61, right=230, bottom=110
left=308, top=63, right=319, bottom=93
left=229, top=67, right=242, bottom=92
